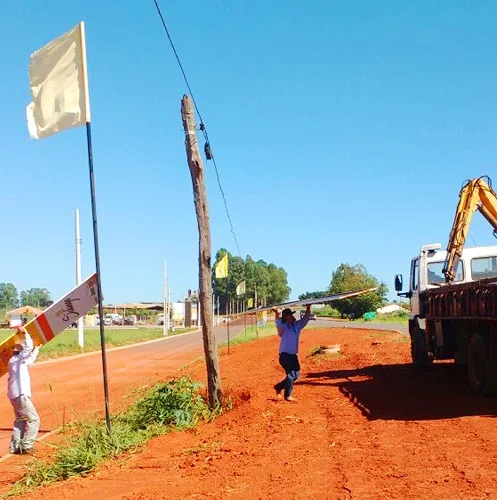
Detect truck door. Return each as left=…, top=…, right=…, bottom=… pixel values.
left=410, top=258, right=420, bottom=316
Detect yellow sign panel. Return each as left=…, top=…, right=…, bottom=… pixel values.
left=0, top=331, right=26, bottom=378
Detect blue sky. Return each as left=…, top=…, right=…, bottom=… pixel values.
left=2, top=1, right=497, bottom=304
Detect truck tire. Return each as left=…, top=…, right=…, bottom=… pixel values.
left=411, top=325, right=429, bottom=371
left=468, top=333, right=497, bottom=396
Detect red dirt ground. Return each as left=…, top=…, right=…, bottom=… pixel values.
left=7, top=326, right=497, bottom=499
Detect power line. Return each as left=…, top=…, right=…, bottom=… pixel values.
left=152, top=0, right=242, bottom=258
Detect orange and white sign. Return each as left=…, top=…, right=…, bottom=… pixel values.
left=0, top=273, right=99, bottom=378
left=24, top=273, right=98, bottom=344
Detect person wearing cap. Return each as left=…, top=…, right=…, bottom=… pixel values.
left=7, top=329, right=40, bottom=455
left=272, top=304, right=311, bottom=401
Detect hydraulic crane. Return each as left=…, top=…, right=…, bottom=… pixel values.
left=443, top=176, right=497, bottom=282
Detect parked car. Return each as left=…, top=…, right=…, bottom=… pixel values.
left=300, top=310, right=317, bottom=320
left=124, top=315, right=137, bottom=326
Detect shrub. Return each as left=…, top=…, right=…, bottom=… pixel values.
left=126, top=378, right=210, bottom=430
left=12, top=378, right=211, bottom=494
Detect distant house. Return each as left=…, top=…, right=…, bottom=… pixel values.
left=376, top=304, right=402, bottom=315
left=103, top=303, right=164, bottom=313
left=6, top=306, right=43, bottom=327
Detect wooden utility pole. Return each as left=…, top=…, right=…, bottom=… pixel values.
left=181, top=95, right=222, bottom=409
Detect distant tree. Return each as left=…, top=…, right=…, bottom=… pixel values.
left=0, top=283, right=19, bottom=310
left=328, top=264, right=387, bottom=319
left=254, top=259, right=271, bottom=306
left=244, top=255, right=258, bottom=302
left=228, top=256, right=246, bottom=300
left=212, top=251, right=290, bottom=313
left=212, top=249, right=243, bottom=313
left=20, top=288, right=52, bottom=308
left=266, top=264, right=291, bottom=305
left=298, top=290, right=328, bottom=300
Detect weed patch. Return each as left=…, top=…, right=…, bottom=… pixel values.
left=309, top=345, right=342, bottom=361
left=9, top=378, right=213, bottom=496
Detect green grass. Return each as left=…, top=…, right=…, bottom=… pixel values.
left=8, top=377, right=213, bottom=496
left=313, top=306, right=410, bottom=325
left=225, top=323, right=277, bottom=346
left=0, top=327, right=196, bottom=361
left=314, top=306, right=341, bottom=318
left=367, top=311, right=409, bottom=324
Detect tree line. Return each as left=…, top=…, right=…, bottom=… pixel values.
left=0, top=261, right=388, bottom=320
left=212, top=249, right=291, bottom=314
left=211, top=251, right=388, bottom=318
left=0, top=283, right=52, bottom=310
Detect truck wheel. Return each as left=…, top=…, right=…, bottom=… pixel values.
left=411, top=326, right=429, bottom=371
left=468, top=333, right=497, bottom=396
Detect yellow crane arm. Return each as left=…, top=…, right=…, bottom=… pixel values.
left=443, top=176, right=497, bottom=282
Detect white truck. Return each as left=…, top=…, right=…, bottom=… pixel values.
left=396, top=177, right=497, bottom=395
left=396, top=243, right=497, bottom=394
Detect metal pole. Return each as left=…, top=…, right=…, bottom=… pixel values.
left=255, top=285, right=259, bottom=339
left=198, top=295, right=202, bottom=329
left=216, top=295, right=220, bottom=326
left=75, top=209, right=84, bottom=348
left=167, top=282, right=171, bottom=332
left=166, top=259, right=168, bottom=337
left=212, top=293, right=215, bottom=328
left=86, top=122, right=111, bottom=433
left=244, top=309, right=247, bottom=339
left=227, top=293, right=230, bottom=354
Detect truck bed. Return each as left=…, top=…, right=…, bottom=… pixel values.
left=424, top=277, right=497, bottom=320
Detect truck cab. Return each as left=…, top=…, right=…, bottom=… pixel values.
left=398, top=243, right=497, bottom=321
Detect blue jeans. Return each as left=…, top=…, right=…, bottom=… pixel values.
left=275, top=352, right=300, bottom=398
left=9, top=395, right=40, bottom=453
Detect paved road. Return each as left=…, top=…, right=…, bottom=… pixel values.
left=0, top=316, right=407, bottom=456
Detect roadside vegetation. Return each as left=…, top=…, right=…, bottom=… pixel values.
left=310, top=305, right=409, bottom=324
left=8, top=377, right=217, bottom=496
left=226, top=323, right=277, bottom=347
left=313, top=306, right=342, bottom=318
left=367, top=309, right=409, bottom=324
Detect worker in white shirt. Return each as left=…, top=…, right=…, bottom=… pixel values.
left=7, top=330, right=40, bottom=455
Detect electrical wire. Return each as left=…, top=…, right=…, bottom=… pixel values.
left=152, top=0, right=242, bottom=258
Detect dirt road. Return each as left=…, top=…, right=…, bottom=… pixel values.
left=5, top=325, right=497, bottom=499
